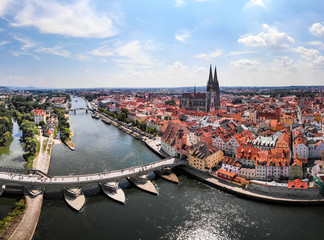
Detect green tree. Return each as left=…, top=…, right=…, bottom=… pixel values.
left=0, top=117, right=13, bottom=145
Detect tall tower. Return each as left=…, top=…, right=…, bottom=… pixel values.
left=213, top=66, right=220, bottom=109
left=206, top=65, right=220, bottom=112
left=206, top=65, right=213, bottom=112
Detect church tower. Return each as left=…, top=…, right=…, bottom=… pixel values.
left=206, top=65, right=220, bottom=112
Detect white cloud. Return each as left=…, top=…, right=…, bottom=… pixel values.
left=229, top=51, right=255, bottom=55
left=174, top=0, right=185, bottom=7
left=249, top=0, right=265, bottom=7
left=170, top=61, right=188, bottom=70
left=244, top=0, right=270, bottom=9
left=193, top=50, right=223, bottom=60
left=238, top=24, right=295, bottom=49
left=89, top=47, right=114, bottom=57
left=34, top=46, right=71, bottom=58
left=273, top=56, right=295, bottom=70
left=230, top=59, right=261, bottom=71
left=175, top=30, right=191, bottom=42
left=293, top=46, right=324, bottom=69
left=0, top=0, right=13, bottom=16
left=76, top=54, right=88, bottom=61
left=116, top=41, right=152, bottom=66
left=193, top=66, right=206, bottom=73
left=0, top=40, right=9, bottom=46
left=11, top=0, right=118, bottom=38
left=14, top=36, right=36, bottom=50
left=309, top=23, right=324, bottom=39
left=13, top=36, right=73, bottom=58
left=306, top=41, right=324, bottom=50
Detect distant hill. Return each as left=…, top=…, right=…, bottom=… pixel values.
left=0, top=86, right=9, bottom=91
left=2, top=86, right=38, bottom=91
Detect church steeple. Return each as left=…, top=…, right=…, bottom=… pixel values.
left=207, top=64, right=213, bottom=91
left=214, top=66, right=218, bottom=86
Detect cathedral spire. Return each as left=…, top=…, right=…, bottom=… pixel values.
left=207, top=64, right=213, bottom=91
left=214, top=66, right=218, bottom=84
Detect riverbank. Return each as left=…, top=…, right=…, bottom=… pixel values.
left=180, top=166, right=324, bottom=205
left=144, top=137, right=169, bottom=158
left=7, top=134, right=53, bottom=240
left=62, top=139, right=75, bottom=151
left=95, top=110, right=154, bottom=142
left=141, top=132, right=324, bottom=205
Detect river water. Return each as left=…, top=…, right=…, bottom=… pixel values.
left=0, top=121, right=25, bottom=221
left=11, top=96, right=323, bottom=240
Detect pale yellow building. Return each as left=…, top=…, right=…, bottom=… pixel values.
left=281, top=114, right=293, bottom=126
left=189, top=141, right=224, bottom=171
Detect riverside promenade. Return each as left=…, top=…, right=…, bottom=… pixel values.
left=181, top=166, right=324, bottom=205
left=8, top=133, right=53, bottom=240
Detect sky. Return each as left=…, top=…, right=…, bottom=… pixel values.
left=0, top=0, right=324, bottom=88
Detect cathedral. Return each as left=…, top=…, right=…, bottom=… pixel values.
left=180, top=65, right=220, bottom=112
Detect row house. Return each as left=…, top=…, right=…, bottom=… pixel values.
left=212, top=131, right=240, bottom=156
left=236, top=146, right=260, bottom=167
left=275, top=129, right=291, bottom=150
left=308, top=140, right=324, bottom=158
left=289, top=154, right=307, bottom=180
left=238, top=168, right=256, bottom=180
left=188, top=141, right=224, bottom=171
left=255, top=149, right=290, bottom=181
left=186, top=131, right=200, bottom=147
left=293, top=137, right=309, bottom=159
left=241, top=111, right=257, bottom=124
left=161, top=122, right=189, bottom=158
left=221, top=156, right=241, bottom=175
left=281, top=114, right=294, bottom=126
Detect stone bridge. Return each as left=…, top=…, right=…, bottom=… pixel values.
left=0, top=158, right=187, bottom=189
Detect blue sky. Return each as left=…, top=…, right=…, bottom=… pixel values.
left=0, top=0, right=324, bottom=88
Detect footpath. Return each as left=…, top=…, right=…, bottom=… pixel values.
left=8, top=133, right=53, bottom=240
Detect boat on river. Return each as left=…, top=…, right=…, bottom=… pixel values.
left=91, top=114, right=100, bottom=119
left=127, top=175, right=158, bottom=195
left=64, top=187, right=85, bottom=211
left=101, top=118, right=111, bottom=125
left=99, top=181, right=125, bottom=204
left=154, top=167, right=179, bottom=184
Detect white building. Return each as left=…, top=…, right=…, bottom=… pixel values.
left=293, top=138, right=309, bottom=159
left=31, top=109, right=46, bottom=125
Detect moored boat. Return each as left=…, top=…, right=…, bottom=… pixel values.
left=99, top=182, right=125, bottom=204
left=101, top=118, right=111, bottom=125
left=127, top=175, right=158, bottom=195
left=64, top=187, right=85, bottom=211
left=91, top=114, right=100, bottom=119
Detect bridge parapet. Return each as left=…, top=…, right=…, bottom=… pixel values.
left=0, top=158, right=187, bottom=188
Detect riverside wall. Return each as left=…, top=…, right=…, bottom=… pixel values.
left=248, top=182, right=320, bottom=198
left=179, top=166, right=324, bottom=205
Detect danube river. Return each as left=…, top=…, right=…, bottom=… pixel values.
left=2, top=96, right=324, bottom=239
left=0, top=120, right=25, bottom=220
